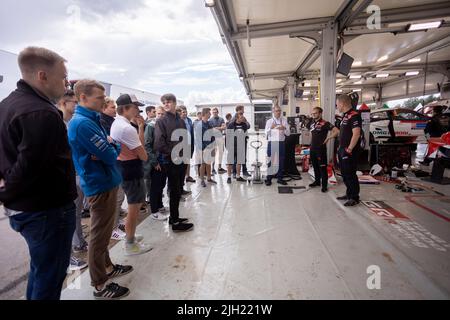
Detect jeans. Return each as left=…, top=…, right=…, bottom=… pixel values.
left=144, top=178, right=151, bottom=203
left=114, top=184, right=125, bottom=228
left=9, top=202, right=76, bottom=300
left=266, top=141, right=286, bottom=181
left=73, top=176, right=87, bottom=248
left=310, top=148, right=328, bottom=189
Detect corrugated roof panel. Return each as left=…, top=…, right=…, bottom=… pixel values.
left=373, top=0, right=446, bottom=10
left=232, top=0, right=345, bottom=25
left=239, top=36, right=313, bottom=74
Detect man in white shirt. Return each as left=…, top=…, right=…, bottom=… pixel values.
left=264, top=106, right=290, bottom=186
left=110, top=94, right=152, bottom=256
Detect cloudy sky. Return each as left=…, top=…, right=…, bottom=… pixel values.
left=0, top=0, right=249, bottom=108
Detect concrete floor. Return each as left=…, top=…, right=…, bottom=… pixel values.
left=0, top=210, right=29, bottom=300
left=2, top=141, right=450, bottom=300
left=56, top=172, right=450, bottom=300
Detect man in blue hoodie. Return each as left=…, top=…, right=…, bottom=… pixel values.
left=68, top=79, right=132, bottom=300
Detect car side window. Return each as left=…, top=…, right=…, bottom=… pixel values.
left=395, top=110, right=422, bottom=121
left=370, top=111, right=389, bottom=122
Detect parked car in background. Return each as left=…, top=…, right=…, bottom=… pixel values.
left=370, top=107, right=429, bottom=144
left=415, top=99, right=450, bottom=117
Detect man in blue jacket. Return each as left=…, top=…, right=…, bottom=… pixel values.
left=68, top=79, right=132, bottom=300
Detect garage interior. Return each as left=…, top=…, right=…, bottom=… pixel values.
left=55, top=0, right=450, bottom=300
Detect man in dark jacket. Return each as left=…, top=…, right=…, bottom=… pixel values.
left=178, top=105, right=195, bottom=192
left=0, top=47, right=77, bottom=300
left=154, top=94, right=194, bottom=232
left=100, top=97, right=117, bottom=135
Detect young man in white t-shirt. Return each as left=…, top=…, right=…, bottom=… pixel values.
left=111, top=94, right=152, bottom=256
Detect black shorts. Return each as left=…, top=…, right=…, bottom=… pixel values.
left=122, top=178, right=145, bottom=204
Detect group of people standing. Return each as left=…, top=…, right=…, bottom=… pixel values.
left=0, top=46, right=363, bottom=301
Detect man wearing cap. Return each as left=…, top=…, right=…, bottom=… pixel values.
left=111, top=94, right=153, bottom=255
left=154, top=94, right=194, bottom=232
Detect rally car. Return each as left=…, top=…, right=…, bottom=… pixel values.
left=369, top=107, right=429, bottom=144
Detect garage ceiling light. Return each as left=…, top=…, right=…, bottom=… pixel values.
left=354, top=80, right=363, bottom=84
left=406, top=71, right=420, bottom=76
left=349, top=74, right=361, bottom=79
left=408, top=58, right=421, bottom=63
left=352, top=61, right=362, bottom=67
left=407, top=21, right=442, bottom=31
left=376, top=73, right=390, bottom=78
left=336, top=79, right=343, bottom=83
left=352, top=89, right=361, bottom=92
left=302, top=98, right=309, bottom=101
left=336, top=89, right=343, bottom=93
left=304, top=82, right=311, bottom=87
left=377, top=55, right=389, bottom=62
left=303, top=91, right=310, bottom=95
left=204, top=0, right=216, bottom=7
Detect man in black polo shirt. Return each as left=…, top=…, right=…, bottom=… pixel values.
left=307, top=107, right=339, bottom=192
left=336, top=95, right=363, bottom=206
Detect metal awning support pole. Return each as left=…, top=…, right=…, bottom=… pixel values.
left=320, top=20, right=338, bottom=163
left=287, top=77, right=297, bottom=116
left=277, top=90, right=284, bottom=108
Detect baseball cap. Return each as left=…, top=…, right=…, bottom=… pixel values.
left=116, top=93, right=145, bottom=107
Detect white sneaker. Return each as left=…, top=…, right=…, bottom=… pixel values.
left=69, top=256, right=88, bottom=271
left=151, top=213, right=168, bottom=221
left=111, top=228, right=126, bottom=241
left=135, top=234, right=144, bottom=242
left=124, top=241, right=153, bottom=256
left=158, top=207, right=169, bottom=214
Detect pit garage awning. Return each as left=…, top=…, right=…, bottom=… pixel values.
left=208, top=0, right=450, bottom=109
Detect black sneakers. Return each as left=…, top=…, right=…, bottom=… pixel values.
left=107, top=264, right=134, bottom=279
left=277, top=180, right=287, bottom=185
left=265, top=180, right=272, bottom=186
left=243, top=171, right=251, bottom=177
left=81, top=209, right=90, bottom=218
left=236, top=177, right=246, bottom=182
left=181, top=189, right=192, bottom=196
left=344, top=199, right=360, bottom=207
left=186, top=176, right=196, bottom=183
left=94, top=282, right=130, bottom=300
left=227, top=177, right=232, bottom=184
left=336, top=195, right=348, bottom=200
left=218, top=168, right=227, bottom=174
left=172, top=221, right=194, bottom=232
left=309, top=182, right=320, bottom=188
left=169, top=218, right=189, bottom=225
left=321, top=187, right=328, bottom=193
